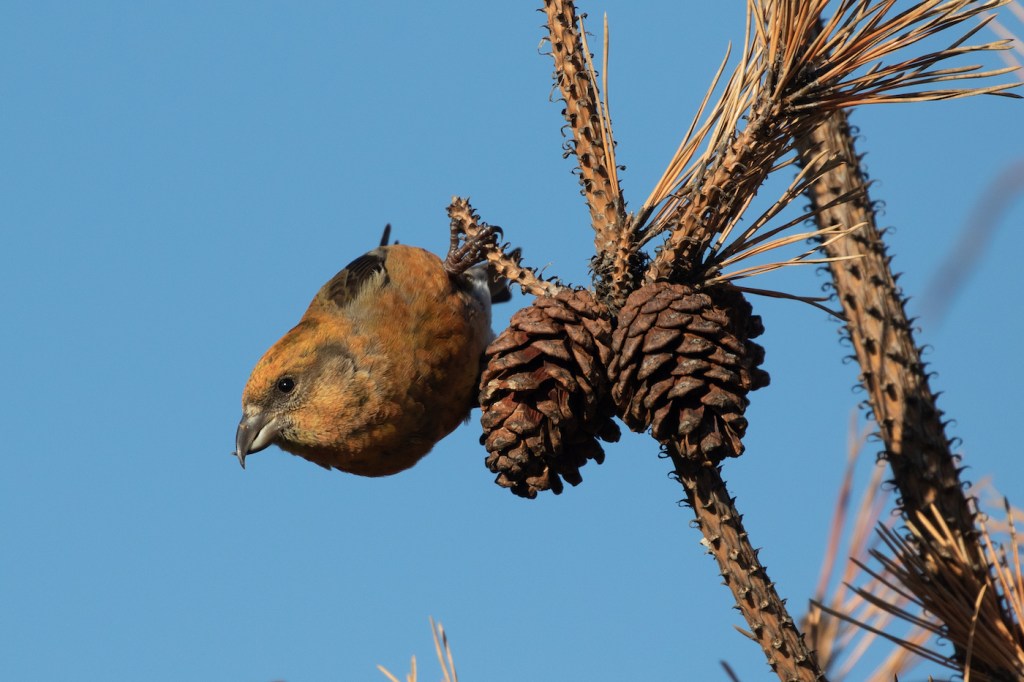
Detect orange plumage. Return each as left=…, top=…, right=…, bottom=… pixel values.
left=235, top=227, right=506, bottom=476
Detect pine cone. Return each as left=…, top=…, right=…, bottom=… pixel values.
left=609, top=282, right=769, bottom=463
left=479, top=289, right=621, bottom=498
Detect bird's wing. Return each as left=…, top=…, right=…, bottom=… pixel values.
left=315, top=247, right=390, bottom=310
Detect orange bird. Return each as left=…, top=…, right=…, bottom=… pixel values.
left=234, top=224, right=508, bottom=475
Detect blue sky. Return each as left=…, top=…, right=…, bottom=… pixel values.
left=2, top=2, right=1022, bottom=680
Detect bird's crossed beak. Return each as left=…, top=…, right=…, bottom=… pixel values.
left=234, top=411, right=280, bottom=469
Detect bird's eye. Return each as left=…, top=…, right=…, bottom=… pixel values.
left=276, top=377, right=296, bottom=394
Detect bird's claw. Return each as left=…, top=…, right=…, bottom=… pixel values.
left=444, top=225, right=502, bottom=276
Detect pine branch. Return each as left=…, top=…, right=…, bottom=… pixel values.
left=542, top=0, right=630, bottom=302
left=672, top=454, right=826, bottom=682
left=638, top=0, right=1018, bottom=285
left=447, top=197, right=561, bottom=297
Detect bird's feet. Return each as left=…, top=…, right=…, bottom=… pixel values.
left=444, top=222, right=502, bottom=277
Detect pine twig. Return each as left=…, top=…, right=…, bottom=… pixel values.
left=799, top=416, right=931, bottom=681
left=671, top=453, right=825, bottom=682
left=542, top=1, right=628, bottom=275
left=447, top=197, right=560, bottom=297
left=833, top=507, right=1024, bottom=680
left=639, top=0, right=1018, bottom=285
left=792, top=108, right=1021, bottom=672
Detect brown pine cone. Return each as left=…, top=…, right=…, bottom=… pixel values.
left=609, top=282, right=769, bottom=464
left=479, top=289, right=621, bottom=498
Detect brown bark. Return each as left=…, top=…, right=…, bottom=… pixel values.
left=542, top=0, right=626, bottom=255
left=795, top=112, right=1018, bottom=676
left=672, top=455, right=825, bottom=682
left=795, top=113, right=980, bottom=560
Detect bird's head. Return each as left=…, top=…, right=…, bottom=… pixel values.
left=234, top=317, right=365, bottom=469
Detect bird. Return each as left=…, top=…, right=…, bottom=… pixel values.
left=234, top=223, right=510, bottom=476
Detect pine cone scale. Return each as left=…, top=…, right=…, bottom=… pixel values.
left=479, top=289, right=619, bottom=498
left=609, top=282, right=769, bottom=464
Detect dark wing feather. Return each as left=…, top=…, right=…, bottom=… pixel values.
left=317, top=247, right=389, bottom=309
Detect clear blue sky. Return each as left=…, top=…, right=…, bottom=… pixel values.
left=2, top=2, right=1022, bottom=680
